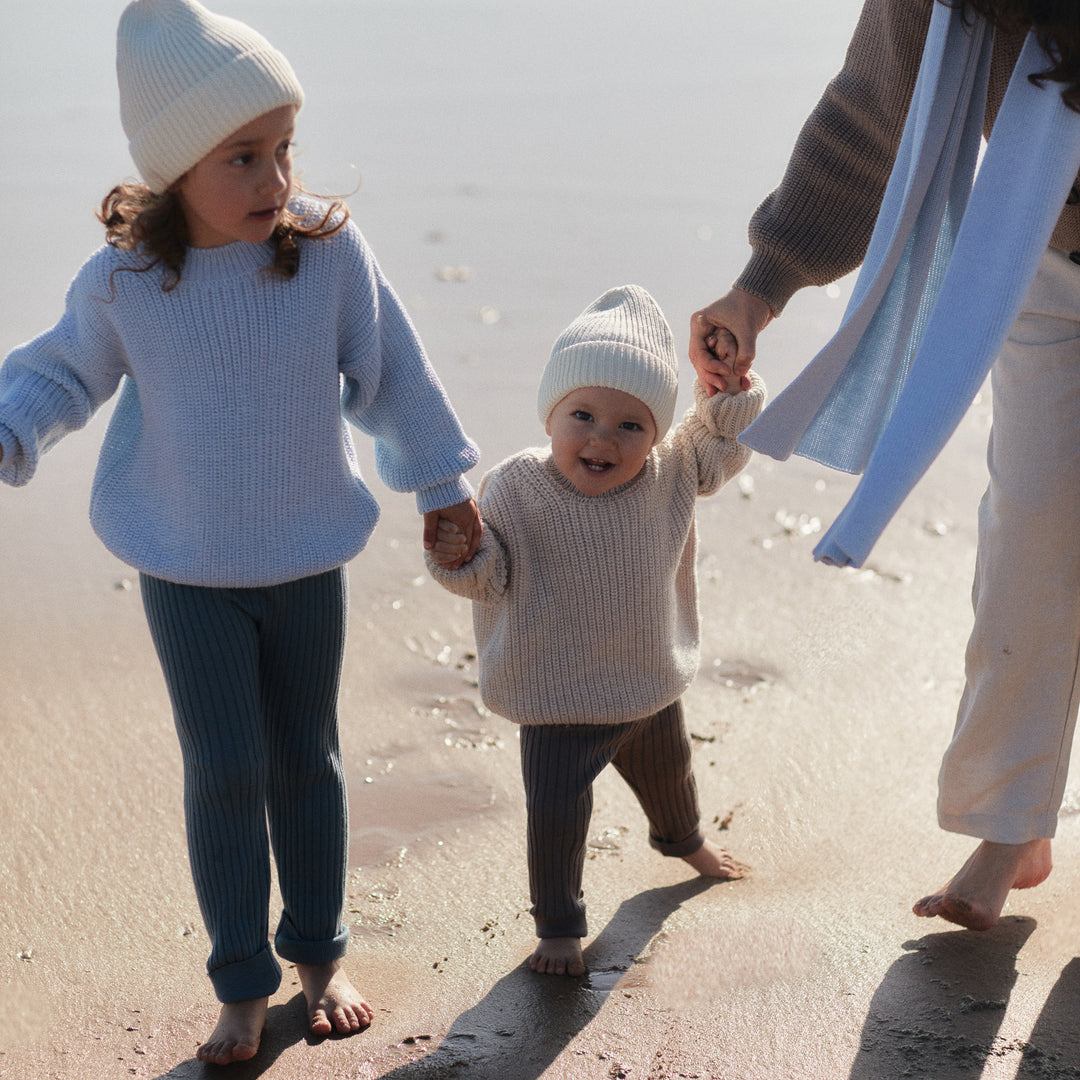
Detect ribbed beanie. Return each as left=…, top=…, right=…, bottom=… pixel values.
left=117, top=0, right=304, bottom=193
left=538, top=285, right=679, bottom=441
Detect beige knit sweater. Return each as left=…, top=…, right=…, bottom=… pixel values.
left=736, top=0, right=1080, bottom=314
left=427, top=376, right=765, bottom=725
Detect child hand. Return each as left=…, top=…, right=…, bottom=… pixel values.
left=428, top=520, right=468, bottom=566
left=423, top=498, right=482, bottom=569
left=708, top=328, right=750, bottom=394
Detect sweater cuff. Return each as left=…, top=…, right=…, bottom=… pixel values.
left=0, top=419, right=32, bottom=487
left=415, top=475, right=475, bottom=515
left=733, top=250, right=812, bottom=317
left=694, top=370, right=767, bottom=435
left=424, top=528, right=504, bottom=599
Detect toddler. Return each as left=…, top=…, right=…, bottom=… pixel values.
left=0, top=0, right=480, bottom=1064
left=428, top=285, right=764, bottom=976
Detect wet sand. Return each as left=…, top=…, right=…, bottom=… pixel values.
left=5, top=2, right=1080, bottom=1078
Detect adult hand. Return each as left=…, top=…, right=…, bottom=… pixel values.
left=423, top=498, right=481, bottom=569
left=427, top=519, right=468, bottom=567
left=689, top=288, right=774, bottom=397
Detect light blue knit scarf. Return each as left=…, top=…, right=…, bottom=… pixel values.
left=740, top=2, right=1080, bottom=567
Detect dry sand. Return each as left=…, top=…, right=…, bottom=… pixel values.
left=5, top=2, right=1080, bottom=1078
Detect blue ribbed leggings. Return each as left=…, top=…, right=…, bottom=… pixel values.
left=140, top=568, right=350, bottom=1003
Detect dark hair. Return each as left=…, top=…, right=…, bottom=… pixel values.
left=97, top=183, right=349, bottom=291
left=944, top=0, right=1080, bottom=110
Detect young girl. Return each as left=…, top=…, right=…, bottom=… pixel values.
left=0, top=0, right=480, bottom=1065
left=427, top=285, right=763, bottom=976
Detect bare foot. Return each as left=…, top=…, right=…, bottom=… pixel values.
left=296, top=959, right=373, bottom=1037
left=196, top=997, right=268, bottom=1064
left=530, top=937, right=585, bottom=977
left=912, top=838, right=1052, bottom=931
left=682, top=839, right=748, bottom=880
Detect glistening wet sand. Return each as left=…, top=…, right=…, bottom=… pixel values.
left=5, top=2, right=1080, bottom=1078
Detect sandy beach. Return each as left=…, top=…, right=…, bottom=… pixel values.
left=4, top=2, right=1080, bottom=1077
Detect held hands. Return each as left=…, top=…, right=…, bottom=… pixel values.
left=703, top=329, right=748, bottom=395
left=428, top=519, right=469, bottom=567
left=423, top=498, right=481, bottom=570
left=689, top=288, right=774, bottom=397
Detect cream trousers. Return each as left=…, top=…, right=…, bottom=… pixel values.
left=939, top=246, right=1080, bottom=844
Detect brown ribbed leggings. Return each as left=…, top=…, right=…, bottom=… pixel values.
left=519, top=699, right=704, bottom=938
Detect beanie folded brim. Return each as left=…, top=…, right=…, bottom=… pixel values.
left=537, top=285, right=680, bottom=441
left=132, top=49, right=303, bottom=191
left=117, top=0, right=305, bottom=194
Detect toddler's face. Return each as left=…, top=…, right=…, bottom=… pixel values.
left=546, top=386, right=657, bottom=495
left=172, top=105, right=297, bottom=249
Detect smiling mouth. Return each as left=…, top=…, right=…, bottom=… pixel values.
left=582, top=458, right=614, bottom=473
left=249, top=207, right=281, bottom=221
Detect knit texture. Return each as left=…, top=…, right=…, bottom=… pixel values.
left=537, top=285, right=679, bottom=440
left=741, top=8, right=1080, bottom=568
left=117, top=0, right=304, bottom=192
left=428, top=375, right=765, bottom=725
left=521, top=704, right=703, bottom=938
left=734, top=0, right=1080, bottom=315
left=141, top=568, right=350, bottom=1001
left=0, top=199, right=478, bottom=587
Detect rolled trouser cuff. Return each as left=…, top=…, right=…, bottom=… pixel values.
left=209, top=943, right=282, bottom=1003
left=650, top=827, right=705, bottom=858
left=275, top=921, right=350, bottom=966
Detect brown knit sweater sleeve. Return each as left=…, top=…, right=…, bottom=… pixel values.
left=735, top=0, right=934, bottom=313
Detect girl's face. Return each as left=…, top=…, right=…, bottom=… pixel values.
left=545, top=386, right=657, bottom=495
left=172, top=105, right=297, bottom=248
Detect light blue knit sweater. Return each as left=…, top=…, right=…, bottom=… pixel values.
left=0, top=202, right=479, bottom=587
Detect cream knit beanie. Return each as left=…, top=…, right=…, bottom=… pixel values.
left=538, top=284, right=679, bottom=441
left=116, top=0, right=304, bottom=193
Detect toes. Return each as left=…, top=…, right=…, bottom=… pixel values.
left=332, top=1005, right=367, bottom=1033
left=309, top=1009, right=333, bottom=1036
left=197, top=1041, right=258, bottom=1065
left=529, top=950, right=584, bottom=976
left=530, top=954, right=559, bottom=975
left=232, top=1042, right=259, bottom=1063
left=310, top=1001, right=374, bottom=1036
left=912, top=893, right=942, bottom=916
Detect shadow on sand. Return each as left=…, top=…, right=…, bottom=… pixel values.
left=369, top=877, right=715, bottom=1080
left=150, top=994, right=313, bottom=1079
left=846, top=920, right=1058, bottom=1080
left=1015, top=955, right=1080, bottom=1079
